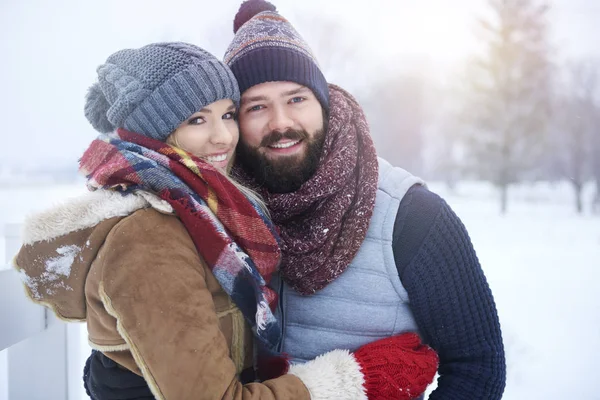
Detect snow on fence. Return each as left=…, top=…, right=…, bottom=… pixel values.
left=1, top=224, right=83, bottom=400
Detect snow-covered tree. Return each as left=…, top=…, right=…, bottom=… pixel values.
left=590, top=110, right=600, bottom=214
left=458, top=0, right=553, bottom=213
left=551, top=61, right=599, bottom=213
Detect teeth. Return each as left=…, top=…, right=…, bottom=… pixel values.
left=270, top=140, right=299, bottom=149
left=206, top=154, right=227, bottom=162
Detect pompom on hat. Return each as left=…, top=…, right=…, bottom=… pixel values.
left=233, top=0, right=277, bottom=33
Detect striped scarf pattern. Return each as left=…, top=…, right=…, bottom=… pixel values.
left=79, top=128, right=282, bottom=351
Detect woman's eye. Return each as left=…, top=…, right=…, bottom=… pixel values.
left=189, top=116, right=205, bottom=125
left=290, top=97, right=305, bottom=104
left=223, top=111, right=237, bottom=120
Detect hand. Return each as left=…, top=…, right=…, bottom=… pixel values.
left=353, top=332, right=439, bottom=399
left=281, top=332, right=438, bottom=400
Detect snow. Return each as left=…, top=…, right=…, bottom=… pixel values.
left=1, top=181, right=599, bottom=399
left=34, top=243, right=79, bottom=295
left=17, top=269, right=40, bottom=300
left=425, top=180, right=600, bottom=399
left=45, top=245, right=80, bottom=279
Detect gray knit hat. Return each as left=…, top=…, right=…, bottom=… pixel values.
left=85, top=42, right=240, bottom=141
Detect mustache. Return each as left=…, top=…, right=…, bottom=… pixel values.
left=260, top=129, right=309, bottom=147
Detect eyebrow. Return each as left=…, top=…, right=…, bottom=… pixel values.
left=281, top=87, right=310, bottom=97
left=241, top=95, right=268, bottom=106
left=241, top=86, right=311, bottom=105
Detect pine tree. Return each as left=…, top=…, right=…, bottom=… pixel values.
left=459, top=0, right=553, bottom=213
left=552, top=61, right=599, bottom=213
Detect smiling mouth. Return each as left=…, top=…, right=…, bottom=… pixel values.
left=268, top=140, right=301, bottom=149
left=204, top=153, right=228, bottom=163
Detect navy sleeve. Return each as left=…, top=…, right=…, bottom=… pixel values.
left=83, top=350, right=154, bottom=400
left=393, top=185, right=506, bottom=399
left=83, top=350, right=257, bottom=399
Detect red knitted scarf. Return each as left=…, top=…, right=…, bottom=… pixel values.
left=236, top=84, right=378, bottom=294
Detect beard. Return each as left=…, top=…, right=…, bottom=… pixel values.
left=236, top=126, right=327, bottom=194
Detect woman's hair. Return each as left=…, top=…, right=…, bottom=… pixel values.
left=228, top=174, right=271, bottom=218
left=166, top=134, right=270, bottom=217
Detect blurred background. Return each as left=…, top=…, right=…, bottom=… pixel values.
left=0, top=0, right=598, bottom=399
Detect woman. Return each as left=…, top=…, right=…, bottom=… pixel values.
left=14, top=42, right=438, bottom=400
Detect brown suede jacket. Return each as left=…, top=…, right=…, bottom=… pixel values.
left=14, top=190, right=310, bottom=400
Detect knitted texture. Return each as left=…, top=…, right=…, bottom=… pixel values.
left=79, top=129, right=282, bottom=352
left=85, top=42, right=239, bottom=141
left=354, top=333, right=438, bottom=400
left=224, top=0, right=329, bottom=111
left=394, top=185, right=506, bottom=399
left=235, top=85, right=378, bottom=294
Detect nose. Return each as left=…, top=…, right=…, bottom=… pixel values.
left=267, top=106, right=294, bottom=133
left=210, top=120, right=234, bottom=147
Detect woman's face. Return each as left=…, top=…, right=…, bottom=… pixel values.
left=168, top=99, right=239, bottom=172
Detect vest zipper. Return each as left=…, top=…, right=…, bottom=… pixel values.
left=277, top=279, right=285, bottom=353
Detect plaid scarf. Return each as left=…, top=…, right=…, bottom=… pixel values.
left=235, top=84, right=379, bottom=295
left=79, top=128, right=282, bottom=352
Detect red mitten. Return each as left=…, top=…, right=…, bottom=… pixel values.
left=354, top=332, right=439, bottom=400
left=256, top=353, right=290, bottom=381
left=285, top=333, right=438, bottom=400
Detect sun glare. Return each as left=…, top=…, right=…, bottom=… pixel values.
left=365, top=1, right=485, bottom=69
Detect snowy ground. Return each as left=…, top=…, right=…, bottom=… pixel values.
left=426, top=181, right=600, bottom=399
left=1, top=181, right=599, bottom=399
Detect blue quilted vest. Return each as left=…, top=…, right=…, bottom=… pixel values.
left=272, top=158, right=425, bottom=362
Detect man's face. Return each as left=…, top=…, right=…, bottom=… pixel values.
left=237, top=81, right=326, bottom=193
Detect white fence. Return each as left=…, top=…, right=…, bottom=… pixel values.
left=1, top=224, right=85, bottom=400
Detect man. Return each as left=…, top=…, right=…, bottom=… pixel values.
left=84, top=1, right=506, bottom=399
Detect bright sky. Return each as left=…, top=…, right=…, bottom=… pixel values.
left=0, top=0, right=599, bottom=169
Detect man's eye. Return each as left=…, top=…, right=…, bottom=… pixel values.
left=189, top=116, right=205, bottom=125
left=247, top=105, right=264, bottom=112
left=223, top=111, right=237, bottom=120
left=290, top=97, right=305, bottom=104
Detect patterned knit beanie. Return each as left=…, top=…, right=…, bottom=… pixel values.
left=224, top=0, right=329, bottom=113
left=85, top=42, right=240, bottom=141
